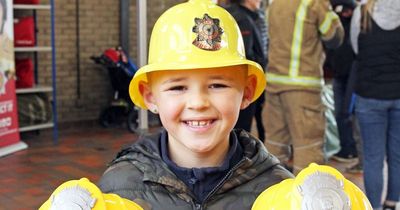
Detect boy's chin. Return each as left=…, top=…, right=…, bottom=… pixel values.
left=185, top=139, right=227, bottom=154
left=186, top=143, right=215, bottom=153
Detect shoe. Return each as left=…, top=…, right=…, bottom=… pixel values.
left=383, top=204, right=396, bottom=210
left=331, top=151, right=358, bottom=163
left=346, top=162, right=363, bottom=174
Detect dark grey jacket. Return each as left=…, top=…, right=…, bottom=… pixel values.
left=98, top=129, right=293, bottom=210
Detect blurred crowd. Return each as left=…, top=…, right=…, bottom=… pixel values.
left=223, top=0, right=400, bottom=209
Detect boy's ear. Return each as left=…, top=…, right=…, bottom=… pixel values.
left=240, top=74, right=257, bottom=110
left=139, top=81, right=157, bottom=112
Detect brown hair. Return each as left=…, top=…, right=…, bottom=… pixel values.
left=361, top=0, right=375, bottom=33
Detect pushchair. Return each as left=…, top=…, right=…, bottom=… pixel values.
left=91, top=47, right=139, bottom=133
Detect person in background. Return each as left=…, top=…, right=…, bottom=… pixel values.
left=350, top=0, right=400, bottom=209
left=98, top=0, right=293, bottom=209
left=326, top=0, right=363, bottom=173
left=226, top=0, right=268, bottom=141
left=253, top=3, right=268, bottom=142
left=264, top=0, right=344, bottom=174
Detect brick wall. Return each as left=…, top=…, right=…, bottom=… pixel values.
left=34, top=0, right=184, bottom=123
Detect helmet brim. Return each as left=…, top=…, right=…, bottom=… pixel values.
left=129, top=59, right=266, bottom=109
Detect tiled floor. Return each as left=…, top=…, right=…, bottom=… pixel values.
left=0, top=124, right=363, bottom=210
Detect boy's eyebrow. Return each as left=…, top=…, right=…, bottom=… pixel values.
left=161, top=74, right=235, bottom=84
left=209, top=75, right=235, bottom=81
left=210, top=75, right=231, bottom=79
left=161, top=77, right=186, bottom=84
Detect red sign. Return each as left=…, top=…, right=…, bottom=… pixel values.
left=0, top=80, right=20, bottom=146
left=0, top=0, right=21, bottom=148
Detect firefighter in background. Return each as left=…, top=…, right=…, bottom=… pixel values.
left=263, top=0, right=344, bottom=174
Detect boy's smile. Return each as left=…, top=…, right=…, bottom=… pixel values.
left=140, top=66, right=255, bottom=167
left=184, top=118, right=215, bottom=131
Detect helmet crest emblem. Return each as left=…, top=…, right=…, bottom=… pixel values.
left=192, top=13, right=223, bottom=51
left=297, top=172, right=351, bottom=210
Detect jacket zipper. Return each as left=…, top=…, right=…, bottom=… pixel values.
left=194, top=158, right=247, bottom=209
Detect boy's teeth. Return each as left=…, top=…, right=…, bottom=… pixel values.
left=188, top=120, right=210, bottom=126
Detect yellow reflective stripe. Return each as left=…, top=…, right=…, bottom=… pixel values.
left=319, top=11, right=339, bottom=35
left=289, top=0, right=313, bottom=77
left=268, top=73, right=324, bottom=87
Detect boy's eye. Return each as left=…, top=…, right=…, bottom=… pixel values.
left=209, top=83, right=228, bottom=89
left=167, top=85, right=186, bottom=91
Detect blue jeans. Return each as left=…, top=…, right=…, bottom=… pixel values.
left=355, top=95, right=400, bottom=208
left=333, top=77, right=358, bottom=156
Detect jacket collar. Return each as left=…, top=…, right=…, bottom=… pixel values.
left=111, top=129, right=280, bottom=195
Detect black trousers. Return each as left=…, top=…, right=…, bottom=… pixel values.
left=235, top=92, right=265, bottom=141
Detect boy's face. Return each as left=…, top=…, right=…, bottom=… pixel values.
left=141, top=66, right=255, bottom=157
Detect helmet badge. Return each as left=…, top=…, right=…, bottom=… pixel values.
left=192, top=13, right=223, bottom=51
left=297, top=172, right=351, bottom=210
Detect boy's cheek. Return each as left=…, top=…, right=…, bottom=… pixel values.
left=158, top=102, right=181, bottom=118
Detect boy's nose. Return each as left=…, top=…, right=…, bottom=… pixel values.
left=187, top=90, right=210, bottom=110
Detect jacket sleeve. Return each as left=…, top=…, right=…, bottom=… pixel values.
left=314, top=0, right=344, bottom=49
left=98, top=161, right=142, bottom=200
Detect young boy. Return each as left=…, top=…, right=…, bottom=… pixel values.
left=98, top=0, right=293, bottom=209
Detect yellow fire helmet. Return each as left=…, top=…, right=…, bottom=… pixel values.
left=39, top=178, right=143, bottom=210
left=129, top=0, right=266, bottom=109
left=252, top=163, right=372, bottom=210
